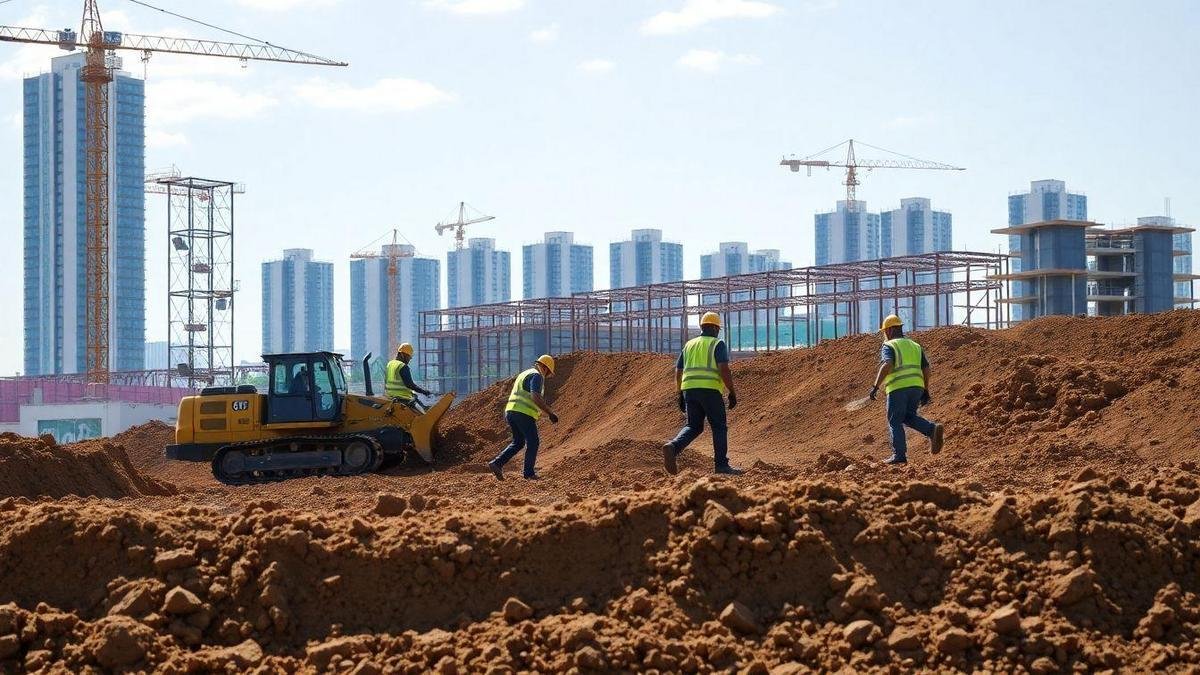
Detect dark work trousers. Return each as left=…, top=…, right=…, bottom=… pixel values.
left=492, top=411, right=540, bottom=478
left=886, top=386, right=935, bottom=461
left=667, top=388, right=729, bottom=469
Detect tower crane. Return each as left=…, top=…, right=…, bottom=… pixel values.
left=1, top=0, right=346, bottom=383
left=435, top=202, right=495, bottom=250
left=351, top=230, right=415, bottom=356
left=780, top=139, right=964, bottom=211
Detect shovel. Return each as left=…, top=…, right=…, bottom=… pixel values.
left=843, top=396, right=874, bottom=412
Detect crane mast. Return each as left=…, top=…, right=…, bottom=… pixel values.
left=435, top=202, right=496, bottom=250
left=1, top=0, right=346, bottom=383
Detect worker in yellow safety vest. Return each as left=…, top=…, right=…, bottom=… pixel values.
left=662, top=312, right=742, bottom=476
left=487, top=355, right=559, bottom=480
left=385, top=343, right=432, bottom=411
left=869, top=314, right=944, bottom=464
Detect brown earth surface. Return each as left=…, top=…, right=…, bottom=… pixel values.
left=0, top=311, right=1198, bottom=672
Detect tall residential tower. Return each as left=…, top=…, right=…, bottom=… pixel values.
left=700, top=242, right=789, bottom=278
left=1007, top=180, right=1088, bottom=320
left=814, top=201, right=881, bottom=332
left=23, top=53, right=146, bottom=375
left=880, top=198, right=954, bottom=328
left=610, top=229, right=683, bottom=288
left=447, top=238, right=510, bottom=308
left=350, top=244, right=440, bottom=376
left=261, top=249, right=335, bottom=354
left=523, top=232, right=593, bottom=299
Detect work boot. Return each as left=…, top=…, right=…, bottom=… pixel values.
left=931, top=424, right=945, bottom=455
left=714, top=465, right=744, bottom=476
left=884, top=455, right=907, bottom=465
left=523, top=472, right=540, bottom=481
left=486, top=459, right=504, bottom=481
left=662, top=443, right=679, bottom=475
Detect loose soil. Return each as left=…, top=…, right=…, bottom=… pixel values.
left=1, top=311, right=1198, bottom=672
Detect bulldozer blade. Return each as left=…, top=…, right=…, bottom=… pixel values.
left=409, top=392, right=456, bottom=463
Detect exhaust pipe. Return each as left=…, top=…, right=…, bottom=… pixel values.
left=362, top=352, right=374, bottom=396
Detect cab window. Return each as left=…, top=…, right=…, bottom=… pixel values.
left=313, top=359, right=338, bottom=419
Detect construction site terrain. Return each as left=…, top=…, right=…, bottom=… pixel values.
left=1, top=312, right=1199, bottom=673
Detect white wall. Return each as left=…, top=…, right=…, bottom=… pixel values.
left=18, top=401, right=178, bottom=441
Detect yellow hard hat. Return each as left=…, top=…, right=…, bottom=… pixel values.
left=880, top=315, right=903, bottom=332
left=700, top=311, right=722, bottom=328
left=536, top=354, right=556, bottom=376
left=397, top=343, right=414, bottom=357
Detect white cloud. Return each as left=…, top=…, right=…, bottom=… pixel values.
left=147, top=78, right=278, bottom=126
left=293, top=77, right=455, bottom=112
left=578, top=59, right=614, bottom=74
left=147, top=128, right=189, bottom=149
left=677, top=49, right=761, bottom=72
left=529, top=23, right=559, bottom=43
left=425, top=0, right=526, bottom=16
left=641, top=0, right=780, bottom=35
left=233, top=0, right=343, bottom=9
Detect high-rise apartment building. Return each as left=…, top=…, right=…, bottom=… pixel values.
left=349, top=244, right=440, bottom=377
left=447, top=238, right=510, bottom=308
left=610, top=229, right=683, bottom=289
left=23, top=53, right=145, bottom=375
left=523, top=232, right=593, bottom=299
left=814, top=201, right=881, bottom=333
left=1134, top=217, right=1194, bottom=309
left=143, top=340, right=168, bottom=370
left=881, top=198, right=954, bottom=328
left=700, top=242, right=790, bottom=278
left=261, top=249, right=335, bottom=354
left=1007, top=180, right=1088, bottom=321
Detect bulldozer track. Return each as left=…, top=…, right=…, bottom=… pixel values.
left=212, top=433, right=385, bottom=486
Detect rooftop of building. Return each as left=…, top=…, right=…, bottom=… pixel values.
left=990, top=219, right=1102, bottom=235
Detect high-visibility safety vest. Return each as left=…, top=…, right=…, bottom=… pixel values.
left=505, top=368, right=543, bottom=420
left=385, top=360, right=414, bottom=401
left=882, top=338, right=926, bottom=394
left=680, top=335, right=726, bottom=392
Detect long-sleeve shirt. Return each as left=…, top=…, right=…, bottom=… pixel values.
left=398, top=363, right=431, bottom=396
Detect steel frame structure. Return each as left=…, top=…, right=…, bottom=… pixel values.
left=161, top=177, right=236, bottom=388
left=420, top=251, right=1010, bottom=395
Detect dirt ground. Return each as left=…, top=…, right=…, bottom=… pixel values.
left=1, top=311, right=1198, bottom=673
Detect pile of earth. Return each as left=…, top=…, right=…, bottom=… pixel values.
left=0, top=467, right=1197, bottom=672
left=0, top=432, right=175, bottom=500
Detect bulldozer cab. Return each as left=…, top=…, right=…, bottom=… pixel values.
left=265, top=352, right=347, bottom=425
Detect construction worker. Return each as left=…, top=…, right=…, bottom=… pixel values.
left=662, top=311, right=742, bottom=476
left=869, top=314, right=944, bottom=464
left=487, top=354, right=559, bottom=481
left=385, top=343, right=432, bottom=411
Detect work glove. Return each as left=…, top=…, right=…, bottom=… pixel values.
left=677, top=392, right=686, bottom=413
left=869, top=386, right=879, bottom=401
left=548, top=412, right=559, bottom=425
left=728, top=391, right=738, bottom=410
left=920, top=390, right=931, bottom=406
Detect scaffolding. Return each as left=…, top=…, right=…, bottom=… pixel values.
left=420, top=251, right=1009, bottom=395
left=160, top=177, right=237, bottom=388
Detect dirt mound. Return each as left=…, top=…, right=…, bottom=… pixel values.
left=0, top=433, right=176, bottom=499
left=0, top=468, right=1197, bottom=671
left=434, top=310, right=1200, bottom=488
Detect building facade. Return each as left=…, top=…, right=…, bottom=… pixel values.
left=610, top=229, right=683, bottom=289
left=880, top=198, right=954, bottom=328
left=143, top=341, right=168, bottom=370
left=350, top=244, right=440, bottom=378
left=814, top=201, right=881, bottom=333
left=523, top=232, right=593, bottom=299
left=1007, top=180, right=1087, bottom=320
left=700, top=242, right=790, bottom=278
left=447, top=238, right=510, bottom=308
left=24, top=53, right=146, bottom=375
left=261, top=249, right=335, bottom=355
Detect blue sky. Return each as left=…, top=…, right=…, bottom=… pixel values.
left=0, top=0, right=1197, bottom=373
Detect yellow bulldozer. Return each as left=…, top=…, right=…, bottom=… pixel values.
left=166, top=351, right=454, bottom=485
